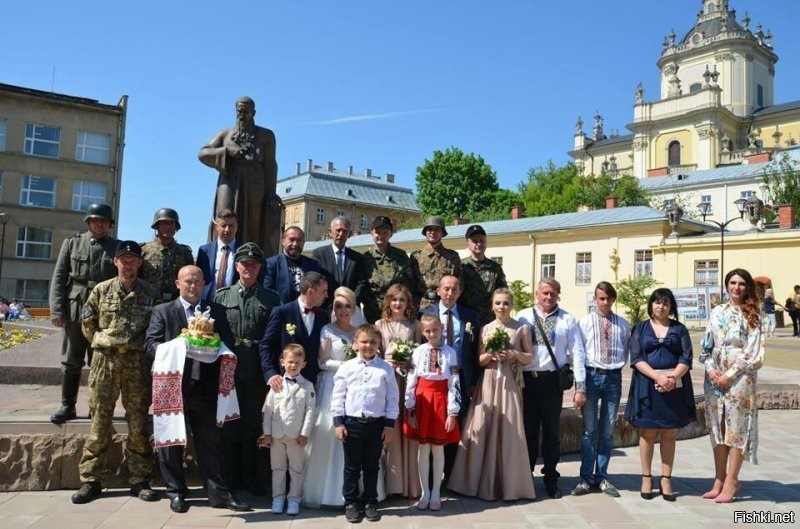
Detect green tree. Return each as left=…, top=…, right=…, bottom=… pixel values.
left=508, top=280, right=533, bottom=313
left=762, top=152, right=800, bottom=223
left=616, top=275, right=659, bottom=325
left=468, top=189, right=523, bottom=222
left=415, top=147, right=500, bottom=220
left=580, top=174, right=650, bottom=208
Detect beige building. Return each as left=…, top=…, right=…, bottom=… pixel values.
left=570, top=0, right=799, bottom=211
left=0, top=83, right=127, bottom=305
left=278, top=159, right=421, bottom=241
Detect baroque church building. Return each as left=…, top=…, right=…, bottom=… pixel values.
left=570, top=0, right=797, bottom=180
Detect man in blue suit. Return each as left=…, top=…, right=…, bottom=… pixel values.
left=420, top=274, right=480, bottom=480
left=262, top=226, right=320, bottom=304
left=196, top=209, right=240, bottom=305
left=259, top=271, right=329, bottom=392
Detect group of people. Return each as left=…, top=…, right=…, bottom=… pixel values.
left=48, top=203, right=765, bottom=521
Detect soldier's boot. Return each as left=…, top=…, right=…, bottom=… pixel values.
left=50, top=373, right=80, bottom=424
left=71, top=481, right=102, bottom=504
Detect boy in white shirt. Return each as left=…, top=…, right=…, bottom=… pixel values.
left=258, top=344, right=316, bottom=515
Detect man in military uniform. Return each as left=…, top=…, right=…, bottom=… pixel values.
left=49, top=203, right=119, bottom=424
left=357, top=216, right=413, bottom=323
left=140, top=208, right=194, bottom=303
left=410, top=215, right=461, bottom=310
left=215, top=243, right=281, bottom=496
left=71, top=241, right=159, bottom=505
left=459, top=224, right=507, bottom=325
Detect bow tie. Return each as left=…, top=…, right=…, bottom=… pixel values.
left=303, top=306, right=318, bottom=314
left=285, top=377, right=297, bottom=383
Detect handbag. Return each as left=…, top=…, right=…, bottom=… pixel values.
left=533, top=311, right=574, bottom=391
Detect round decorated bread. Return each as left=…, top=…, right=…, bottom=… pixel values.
left=180, top=307, right=222, bottom=348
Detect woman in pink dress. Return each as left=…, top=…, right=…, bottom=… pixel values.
left=374, top=284, right=421, bottom=498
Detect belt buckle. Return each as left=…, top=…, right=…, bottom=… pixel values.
left=531, top=371, right=539, bottom=378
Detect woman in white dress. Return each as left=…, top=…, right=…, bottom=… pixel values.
left=304, top=287, right=357, bottom=507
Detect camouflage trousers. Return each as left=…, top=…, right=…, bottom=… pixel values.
left=79, top=348, right=152, bottom=484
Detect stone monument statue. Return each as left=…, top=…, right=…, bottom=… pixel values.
left=199, top=96, right=283, bottom=257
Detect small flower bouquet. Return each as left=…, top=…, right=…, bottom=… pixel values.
left=285, top=323, right=297, bottom=336
left=343, top=339, right=356, bottom=360
left=484, top=326, right=510, bottom=355
left=390, top=339, right=416, bottom=363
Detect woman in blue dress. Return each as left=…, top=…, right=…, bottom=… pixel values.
left=625, top=288, right=696, bottom=502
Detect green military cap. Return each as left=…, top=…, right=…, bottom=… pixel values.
left=421, top=215, right=448, bottom=237
left=234, top=242, right=264, bottom=262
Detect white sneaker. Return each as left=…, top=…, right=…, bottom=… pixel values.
left=286, top=500, right=300, bottom=515
left=271, top=498, right=284, bottom=514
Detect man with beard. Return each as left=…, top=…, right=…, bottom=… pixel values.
left=139, top=208, right=194, bottom=303
left=263, top=226, right=320, bottom=304
left=199, top=96, right=282, bottom=257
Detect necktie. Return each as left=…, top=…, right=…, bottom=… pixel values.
left=445, top=309, right=454, bottom=347
left=336, top=249, right=345, bottom=282
left=187, top=305, right=201, bottom=381
left=216, top=245, right=229, bottom=289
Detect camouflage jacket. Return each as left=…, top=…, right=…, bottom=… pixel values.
left=410, top=243, right=461, bottom=310
left=49, top=232, right=119, bottom=321
left=139, top=238, right=193, bottom=302
left=81, top=277, right=159, bottom=351
left=357, top=244, right=413, bottom=322
left=459, top=256, right=507, bottom=325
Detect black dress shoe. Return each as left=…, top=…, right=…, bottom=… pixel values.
left=170, top=496, right=189, bottom=513
left=546, top=487, right=563, bottom=499
left=211, top=497, right=252, bottom=512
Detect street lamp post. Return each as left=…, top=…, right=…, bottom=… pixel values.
left=696, top=197, right=763, bottom=298
left=0, top=213, right=9, bottom=296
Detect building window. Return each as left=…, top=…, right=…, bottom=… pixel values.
left=16, top=279, right=49, bottom=306
left=0, top=118, right=6, bottom=151
left=634, top=250, right=653, bottom=278
left=700, top=194, right=712, bottom=214
left=16, top=226, right=52, bottom=260
left=541, top=254, right=556, bottom=279
left=757, top=84, right=764, bottom=108
left=740, top=190, right=754, bottom=199
left=360, top=214, right=369, bottom=229
left=695, top=259, right=719, bottom=286
left=75, top=131, right=110, bottom=164
left=316, top=207, right=325, bottom=224
left=20, top=175, right=56, bottom=209
left=575, top=252, right=592, bottom=285
left=24, top=123, right=60, bottom=158
left=689, top=82, right=702, bottom=94
left=336, top=209, right=345, bottom=218
left=668, top=141, right=681, bottom=167
left=72, top=181, right=108, bottom=211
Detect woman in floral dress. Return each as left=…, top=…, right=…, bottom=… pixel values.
left=700, top=269, right=764, bottom=503
left=374, top=284, right=422, bottom=498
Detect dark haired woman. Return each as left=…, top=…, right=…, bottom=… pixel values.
left=625, top=288, right=696, bottom=502
left=700, top=269, right=764, bottom=503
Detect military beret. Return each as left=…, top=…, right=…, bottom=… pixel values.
left=465, top=224, right=486, bottom=239
left=115, top=240, right=142, bottom=258
left=372, top=216, right=393, bottom=231
left=234, top=242, right=264, bottom=262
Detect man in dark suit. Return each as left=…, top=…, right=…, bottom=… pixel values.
left=259, top=271, right=329, bottom=392
left=144, top=265, right=250, bottom=514
left=196, top=208, right=240, bottom=305
left=262, top=226, right=321, bottom=304
left=420, top=274, right=480, bottom=479
left=312, top=216, right=362, bottom=309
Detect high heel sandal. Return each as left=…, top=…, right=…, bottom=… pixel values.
left=714, top=483, right=740, bottom=504
left=640, top=474, right=654, bottom=500
left=660, top=476, right=676, bottom=502
left=702, top=480, right=724, bottom=499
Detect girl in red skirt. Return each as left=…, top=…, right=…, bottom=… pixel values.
left=404, top=314, right=461, bottom=511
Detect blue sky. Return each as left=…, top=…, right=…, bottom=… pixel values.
left=4, top=1, right=798, bottom=249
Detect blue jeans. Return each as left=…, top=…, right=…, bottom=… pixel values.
left=580, top=369, right=622, bottom=484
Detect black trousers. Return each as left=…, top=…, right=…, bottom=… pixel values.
left=522, top=371, right=563, bottom=486
left=790, top=309, right=799, bottom=335
left=342, top=417, right=384, bottom=506
left=158, top=384, right=229, bottom=501
left=223, top=375, right=268, bottom=490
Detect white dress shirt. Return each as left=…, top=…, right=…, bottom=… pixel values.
left=331, top=354, right=399, bottom=429
left=405, top=342, right=461, bottom=417
left=214, top=239, right=235, bottom=287
left=516, top=305, right=584, bottom=372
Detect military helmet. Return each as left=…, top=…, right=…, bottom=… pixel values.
left=84, top=203, right=115, bottom=224
left=151, top=207, right=181, bottom=230
left=421, top=215, right=448, bottom=237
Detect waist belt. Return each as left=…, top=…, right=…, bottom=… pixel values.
left=346, top=415, right=385, bottom=424
left=103, top=345, right=139, bottom=354
left=235, top=338, right=257, bottom=348
left=586, top=367, right=622, bottom=375
left=527, top=370, right=556, bottom=378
